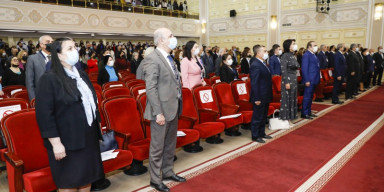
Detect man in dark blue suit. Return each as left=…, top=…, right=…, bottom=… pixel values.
left=249, top=45, right=272, bottom=143
left=332, top=43, right=346, bottom=104
left=317, top=44, right=328, bottom=69
left=268, top=46, right=281, bottom=76
left=301, top=41, right=320, bottom=119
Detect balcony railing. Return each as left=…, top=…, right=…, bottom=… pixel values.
left=17, top=0, right=199, bottom=20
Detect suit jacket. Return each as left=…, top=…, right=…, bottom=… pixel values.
left=356, top=51, right=364, bottom=75
left=98, top=66, right=119, bottom=86
left=201, top=54, right=214, bottom=75
left=316, top=51, right=328, bottom=69
left=333, top=51, right=347, bottom=78
left=240, top=57, right=251, bottom=74
left=268, top=55, right=281, bottom=75
left=180, top=57, right=204, bottom=90
left=302, top=51, right=320, bottom=85
left=219, top=65, right=238, bottom=83
left=35, top=70, right=102, bottom=151
left=347, top=51, right=360, bottom=75
left=214, top=56, right=222, bottom=76
left=142, top=49, right=182, bottom=121
left=26, top=51, right=47, bottom=101
left=373, top=52, right=384, bottom=69
left=249, top=58, right=272, bottom=103
left=368, top=55, right=374, bottom=72
left=328, top=51, right=335, bottom=68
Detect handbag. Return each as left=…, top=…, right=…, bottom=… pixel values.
left=99, top=130, right=118, bottom=153
left=269, top=110, right=290, bottom=130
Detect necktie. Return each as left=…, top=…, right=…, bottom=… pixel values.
left=263, top=61, right=270, bottom=72
left=167, top=55, right=181, bottom=98
left=47, top=55, right=51, bottom=63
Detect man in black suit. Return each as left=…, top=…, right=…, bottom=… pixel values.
left=249, top=45, right=272, bottom=143
left=355, top=44, right=364, bottom=94
left=372, top=46, right=384, bottom=86
left=346, top=44, right=360, bottom=100
left=201, top=46, right=214, bottom=76
left=332, top=43, right=346, bottom=104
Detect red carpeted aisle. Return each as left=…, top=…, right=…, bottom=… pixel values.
left=171, top=88, right=384, bottom=192
left=311, top=103, right=332, bottom=112
left=320, top=125, right=384, bottom=192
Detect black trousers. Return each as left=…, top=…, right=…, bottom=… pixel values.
left=251, top=101, right=269, bottom=138
left=373, top=67, right=383, bottom=85
left=364, top=72, right=373, bottom=88
left=346, top=75, right=356, bottom=99
left=332, top=78, right=342, bottom=102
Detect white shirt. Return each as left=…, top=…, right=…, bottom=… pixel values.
left=157, top=48, right=175, bottom=76
left=41, top=50, right=50, bottom=64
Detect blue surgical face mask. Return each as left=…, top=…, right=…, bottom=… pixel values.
left=65, top=49, right=79, bottom=66
left=168, top=37, right=177, bottom=50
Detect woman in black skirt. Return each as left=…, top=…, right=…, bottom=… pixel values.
left=35, top=37, right=104, bottom=191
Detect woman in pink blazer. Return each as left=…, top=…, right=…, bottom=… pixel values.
left=181, top=41, right=206, bottom=90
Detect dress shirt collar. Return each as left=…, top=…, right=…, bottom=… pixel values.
left=157, top=47, right=170, bottom=59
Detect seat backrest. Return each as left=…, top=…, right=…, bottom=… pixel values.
left=92, top=83, right=103, bottom=94
left=272, top=76, right=282, bottom=92
left=209, top=76, right=221, bottom=85
left=0, top=98, right=29, bottom=121
left=137, top=93, right=149, bottom=137
left=130, top=84, right=146, bottom=99
left=181, top=88, right=198, bottom=119
left=121, top=76, right=136, bottom=83
left=1, top=109, right=49, bottom=173
left=102, top=81, right=126, bottom=90
left=2, top=85, right=27, bottom=98
left=102, top=87, right=132, bottom=99
left=11, top=90, right=29, bottom=103
left=231, top=80, right=250, bottom=103
left=238, top=74, right=249, bottom=81
left=321, top=69, right=330, bottom=81
left=192, top=85, right=219, bottom=112
left=126, top=79, right=145, bottom=89
left=102, top=96, right=145, bottom=143
left=213, top=82, right=236, bottom=105
left=30, top=98, right=35, bottom=108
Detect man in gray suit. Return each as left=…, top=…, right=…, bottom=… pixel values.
left=142, top=28, right=185, bottom=192
left=26, top=35, right=53, bottom=101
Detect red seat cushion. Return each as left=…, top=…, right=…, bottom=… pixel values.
left=176, top=129, right=200, bottom=148
left=193, top=122, right=225, bottom=138
left=23, top=167, right=57, bottom=192
left=127, top=138, right=151, bottom=161
left=217, top=115, right=243, bottom=129
left=240, top=111, right=253, bottom=124
left=102, top=149, right=133, bottom=173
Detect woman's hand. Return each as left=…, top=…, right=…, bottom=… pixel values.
left=0, top=91, right=4, bottom=96
left=202, top=80, right=207, bottom=86
left=52, top=142, right=66, bottom=161
left=285, top=83, right=290, bottom=90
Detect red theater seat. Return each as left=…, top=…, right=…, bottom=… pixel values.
left=102, top=81, right=126, bottom=90
left=92, top=83, right=103, bottom=94
left=181, top=88, right=225, bottom=144
left=102, top=96, right=150, bottom=175
left=130, top=84, right=146, bottom=99
left=136, top=94, right=202, bottom=153
left=11, top=90, right=29, bottom=103
left=102, top=87, right=132, bottom=99
left=125, top=79, right=145, bottom=89
left=192, top=85, right=243, bottom=136
left=209, top=76, right=221, bottom=85
left=2, top=109, right=133, bottom=192
left=2, top=85, right=27, bottom=98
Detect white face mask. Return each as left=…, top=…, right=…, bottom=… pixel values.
left=226, top=59, right=233, bottom=66
left=2, top=53, right=5, bottom=57
left=263, top=53, right=269, bottom=60
left=107, top=60, right=114, bottom=66
left=380, top=49, right=384, bottom=53
left=194, top=48, right=200, bottom=56
left=168, top=37, right=177, bottom=50
left=64, top=49, right=79, bottom=66
left=278, top=50, right=282, bottom=55
left=313, top=46, right=318, bottom=52
left=293, top=44, right=298, bottom=51
left=356, top=48, right=359, bottom=52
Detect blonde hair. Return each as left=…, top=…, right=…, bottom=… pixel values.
left=17, top=50, right=27, bottom=61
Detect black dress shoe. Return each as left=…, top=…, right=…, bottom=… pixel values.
left=150, top=182, right=170, bottom=192
left=332, top=101, right=344, bottom=104
left=163, top=175, right=186, bottom=182
left=309, top=113, right=318, bottom=117
left=301, top=115, right=313, bottom=119
left=252, top=137, right=265, bottom=143
left=314, top=98, right=324, bottom=102
left=262, top=135, right=272, bottom=139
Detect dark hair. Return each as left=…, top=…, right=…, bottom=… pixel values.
left=283, top=39, right=294, bottom=54
left=103, top=55, right=112, bottom=66
left=361, top=48, right=368, bottom=54
left=221, top=53, right=232, bottom=67
left=269, top=44, right=280, bottom=57
left=330, top=45, right=335, bottom=51
left=183, top=40, right=197, bottom=61
left=49, top=37, right=80, bottom=99
left=88, top=50, right=95, bottom=58
left=306, top=41, right=315, bottom=49
left=241, top=47, right=251, bottom=58
left=252, top=44, right=262, bottom=56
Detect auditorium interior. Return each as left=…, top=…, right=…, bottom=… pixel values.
left=0, top=0, right=383, bottom=191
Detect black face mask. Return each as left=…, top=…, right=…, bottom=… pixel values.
left=22, top=56, right=28, bottom=61
left=11, top=64, right=19, bottom=68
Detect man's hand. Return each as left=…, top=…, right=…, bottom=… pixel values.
left=337, top=76, right=342, bottom=80
left=156, top=113, right=165, bottom=126
left=285, top=83, right=290, bottom=90
left=255, top=101, right=261, bottom=105
left=305, top=82, right=310, bottom=87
